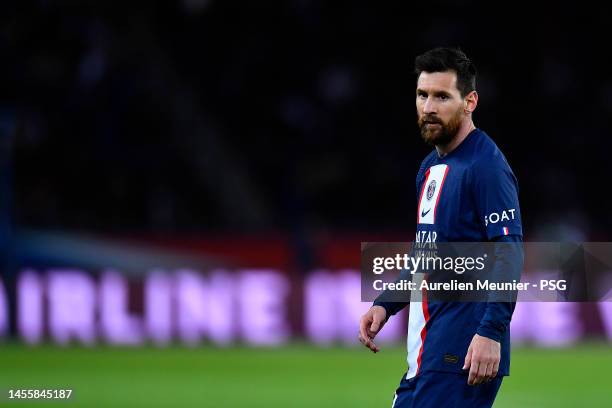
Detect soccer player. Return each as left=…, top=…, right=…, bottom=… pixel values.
left=358, top=47, right=524, bottom=407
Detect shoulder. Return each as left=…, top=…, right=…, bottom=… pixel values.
left=470, top=130, right=513, bottom=173
left=467, top=130, right=520, bottom=192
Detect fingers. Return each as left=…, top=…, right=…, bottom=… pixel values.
left=468, top=360, right=479, bottom=385
left=469, top=359, right=497, bottom=385
left=462, top=345, right=473, bottom=370
left=478, top=361, right=489, bottom=385
left=366, top=318, right=382, bottom=340
left=358, top=316, right=371, bottom=347
left=464, top=334, right=501, bottom=385
left=368, top=306, right=386, bottom=338
left=492, top=359, right=499, bottom=378
left=468, top=362, right=487, bottom=385
left=370, top=319, right=380, bottom=334
left=358, top=334, right=380, bottom=353
left=358, top=314, right=380, bottom=353
left=485, top=361, right=494, bottom=382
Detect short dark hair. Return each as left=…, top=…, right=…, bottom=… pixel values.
left=414, top=47, right=477, bottom=97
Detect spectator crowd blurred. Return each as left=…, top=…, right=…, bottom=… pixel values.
left=2, top=1, right=611, bottom=241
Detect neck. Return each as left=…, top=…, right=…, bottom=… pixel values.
left=435, top=120, right=476, bottom=157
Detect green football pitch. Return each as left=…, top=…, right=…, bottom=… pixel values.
left=0, top=343, right=610, bottom=407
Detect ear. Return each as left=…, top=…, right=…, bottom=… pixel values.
left=464, top=91, right=478, bottom=114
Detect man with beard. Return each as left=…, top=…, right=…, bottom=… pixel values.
left=358, top=47, right=523, bottom=407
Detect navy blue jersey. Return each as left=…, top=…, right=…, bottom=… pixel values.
left=414, top=128, right=522, bottom=242
left=376, top=128, right=523, bottom=379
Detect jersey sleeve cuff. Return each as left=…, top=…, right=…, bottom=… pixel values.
left=372, top=301, right=395, bottom=321
left=476, top=324, right=504, bottom=343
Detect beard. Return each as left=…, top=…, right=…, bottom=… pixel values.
left=418, top=107, right=463, bottom=147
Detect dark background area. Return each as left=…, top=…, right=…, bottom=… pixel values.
left=2, top=0, right=610, bottom=240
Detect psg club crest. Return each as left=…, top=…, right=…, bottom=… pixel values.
left=426, top=180, right=436, bottom=201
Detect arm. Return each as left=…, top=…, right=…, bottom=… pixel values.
left=464, top=234, right=523, bottom=385
left=359, top=245, right=415, bottom=353
left=476, top=234, right=524, bottom=342
left=372, top=261, right=413, bottom=318
left=464, top=157, right=524, bottom=384
left=360, top=157, right=431, bottom=352
left=372, top=156, right=433, bottom=319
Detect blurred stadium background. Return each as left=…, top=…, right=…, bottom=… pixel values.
left=1, top=1, right=611, bottom=407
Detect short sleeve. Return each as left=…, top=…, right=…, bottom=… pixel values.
left=473, top=161, right=523, bottom=240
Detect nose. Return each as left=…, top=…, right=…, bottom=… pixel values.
left=423, top=97, right=436, bottom=114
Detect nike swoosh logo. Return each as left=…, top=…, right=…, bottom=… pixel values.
left=421, top=208, right=431, bottom=217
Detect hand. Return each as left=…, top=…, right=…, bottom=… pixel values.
left=358, top=306, right=387, bottom=353
left=462, top=334, right=500, bottom=385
